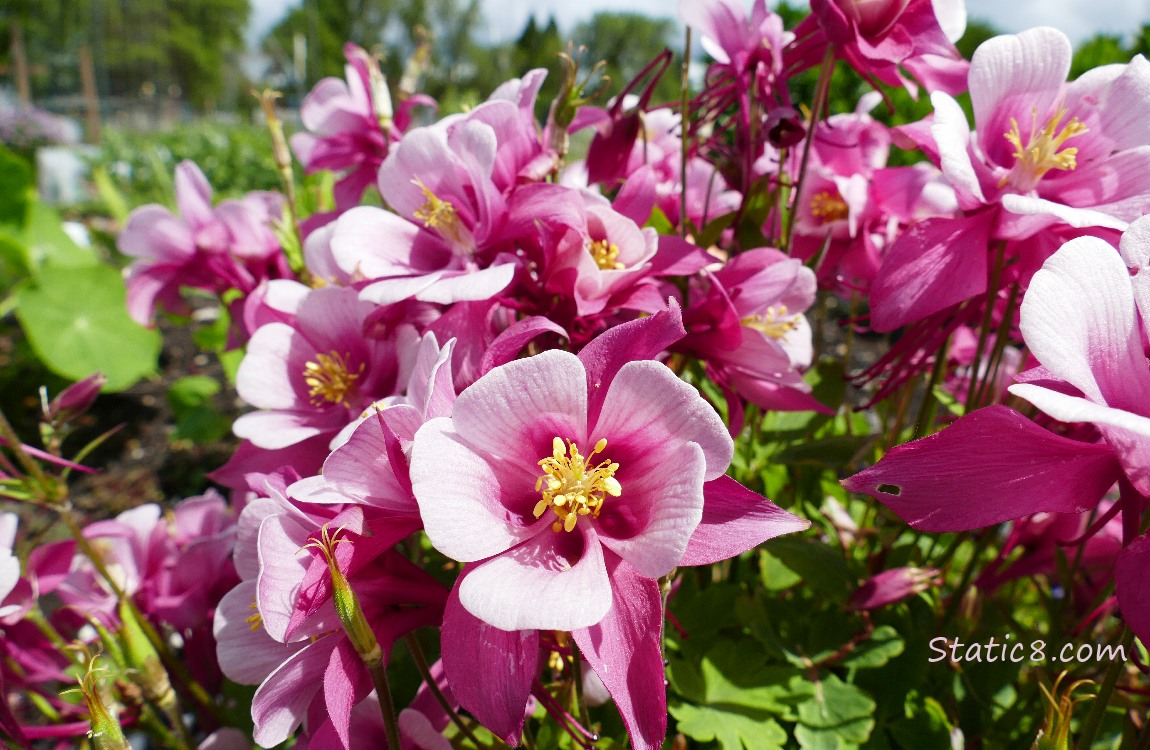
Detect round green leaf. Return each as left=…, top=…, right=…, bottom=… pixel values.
left=15, top=265, right=160, bottom=391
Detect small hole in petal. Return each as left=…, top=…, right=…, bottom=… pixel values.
left=876, top=483, right=902, bottom=496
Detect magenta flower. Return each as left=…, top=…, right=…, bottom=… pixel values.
left=845, top=223, right=1150, bottom=644
left=410, top=304, right=808, bottom=747
left=680, top=248, right=828, bottom=418
left=788, top=0, right=968, bottom=96
left=233, top=285, right=408, bottom=453
left=291, top=43, right=435, bottom=209
left=119, top=161, right=288, bottom=327
left=870, top=28, right=1150, bottom=331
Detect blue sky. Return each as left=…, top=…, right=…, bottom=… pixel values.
left=248, top=0, right=1150, bottom=48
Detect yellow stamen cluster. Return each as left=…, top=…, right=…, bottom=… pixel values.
left=809, top=190, right=849, bottom=223
left=411, top=177, right=465, bottom=244
left=303, top=351, right=364, bottom=407
left=1003, top=106, right=1087, bottom=189
left=742, top=305, right=800, bottom=340
left=589, top=239, right=625, bottom=270
left=534, top=437, right=621, bottom=533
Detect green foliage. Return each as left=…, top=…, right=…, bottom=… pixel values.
left=0, top=144, right=159, bottom=391
left=0, top=0, right=250, bottom=111
left=167, top=375, right=230, bottom=444
left=93, top=123, right=280, bottom=210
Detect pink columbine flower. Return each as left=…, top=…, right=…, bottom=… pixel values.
left=291, top=43, right=435, bottom=209
left=410, top=304, right=809, bottom=748
left=787, top=0, right=969, bottom=97
left=119, top=160, right=289, bottom=328
left=869, top=28, right=1150, bottom=331
left=845, top=220, right=1150, bottom=645
left=680, top=248, right=828, bottom=419
left=233, top=285, right=413, bottom=456
left=0, top=514, right=31, bottom=625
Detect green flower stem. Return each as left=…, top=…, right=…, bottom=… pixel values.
left=1076, top=625, right=1134, bottom=750
left=403, top=632, right=486, bottom=747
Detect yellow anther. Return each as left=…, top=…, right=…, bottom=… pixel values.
left=742, top=305, right=800, bottom=340
left=246, top=600, right=263, bottom=632
left=1002, top=106, right=1087, bottom=190
left=589, top=239, right=625, bottom=270
left=411, top=177, right=465, bottom=244
left=809, top=190, right=849, bottom=223
left=535, top=437, right=621, bottom=533
left=302, top=351, right=364, bottom=407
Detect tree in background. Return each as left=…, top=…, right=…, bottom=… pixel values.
left=0, top=0, right=250, bottom=112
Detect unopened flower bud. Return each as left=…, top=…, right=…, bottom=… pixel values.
left=308, top=526, right=382, bottom=665
left=848, top=567, right=940, bottom=611
left=47, top=372, right=106, bottom=423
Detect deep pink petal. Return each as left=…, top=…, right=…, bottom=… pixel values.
left=680, top=475, right=811, bottom=566
left=842, top=405, right=1123, bottom=531
left=1009, top=385, right=1150, bottom=496
left=459, top=529, right=612, bottom=631
left=441, top=576, right=538, bottom=746
left=1116, top=535, right=1150, bottom=646
left=572, top=555, right=666, bottom=750
left=478, top=316, right=569, bottom=377
left=869, top=211, right=993, bottom=332
left=324, top=639, right=372, bottom=750
left=578, top=299, right=686, bottom=425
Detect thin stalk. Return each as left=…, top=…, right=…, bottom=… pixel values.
left=939, top=532, right=990, bottom=630
left=679, top=27, right=691, bottom=240
left=783, top=45, right=835, bottom=253
left=911, top=335, right=951, bottom=439
left=569, top=643, right=592, bottom=732
left=964, top=242, right=1007, bottom=412
left=367, top=659, right=402, bottom=750
left=972, top=282, right=1019, bottom=407
left=0, top=407, right=52, bottom=493
left=402, top=633, right=483, bottom=747
left=1076, top=625, right=1134, bottom=749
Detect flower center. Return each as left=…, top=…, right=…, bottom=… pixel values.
left=589, top=239, right=625, bottom=270
left=1002, top=106, right=1087, bottom=191
left=411, top=178, right=465, bottom=244
left=303, top=351, right=364, bottom=407
left=742, top=305, right=800, bottom=340
left=809, top=190, right=849, bottom=223
left=534, top=437, right=621, bottom=533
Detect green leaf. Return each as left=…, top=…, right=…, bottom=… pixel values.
left=23, top=202, right=96, bottom=273
left=15, top=265, right=160, bottom=391
left=643, top=205, right=674, bottom=235
left=887, top=693, right=952, bottom=750
left=760, top=549, right=803, bottom=592
left=668, top=641, right=805, bottom=750
left=167, top=375, right=230, bottom=444
left=795, top=675, right=877, bottom=749
left=774, top=435, right=871, bottom=469
left=842, top=626, right=905, bottom=670
left=0, top=147, right=33, bottom=227
left=670, top=702, right=788, bottom=750
left=763, top=537, right=855, bottom=602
